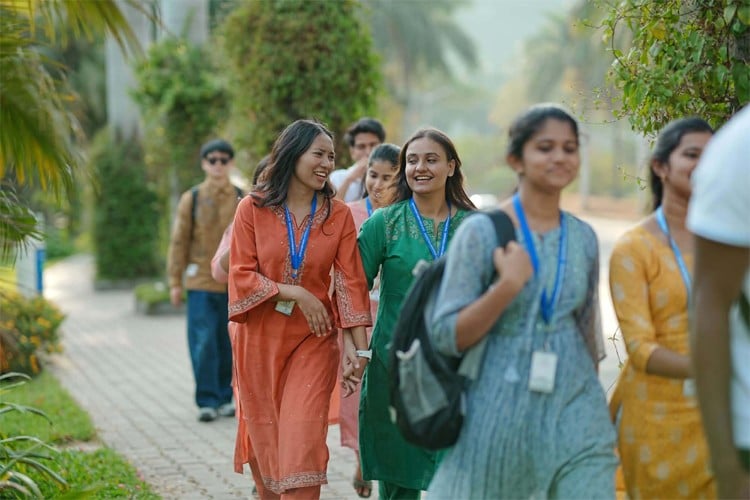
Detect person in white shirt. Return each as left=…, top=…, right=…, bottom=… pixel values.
left=687, top=105, right=750, bottom=499
left=330, top=117, right=385, bottom=202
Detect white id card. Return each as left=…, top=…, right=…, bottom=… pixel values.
left=274, top=300, right=295, bottom=316
left=683, top=378, right=696, bottom=398
left=186, top=263, right=199, bottom=277
left=528, top=351, right=557, bottom=393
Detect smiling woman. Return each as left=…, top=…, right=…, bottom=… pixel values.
left=228, top=119, right=372, bottom=498
left=355, top=128, right=476, bottom=500
left=609, top=117, right=715, bottom=499
left=426, top=104, right=618, bottom=499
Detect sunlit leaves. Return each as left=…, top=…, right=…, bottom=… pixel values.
left=603, top=0, right=749, bottom=135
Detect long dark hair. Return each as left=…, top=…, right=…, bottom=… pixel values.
left=649, top=117, right=713, bottom=209
left=506, top=103, right=579, bottom=160
left=395, top=128, right=476, bottom=211
left=252, top=119, right=335, bottom=207
left=251, top=155, right=271, bottom=187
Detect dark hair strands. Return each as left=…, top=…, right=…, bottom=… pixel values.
left=344, top=117, right=386, bottom=147
left=506, top=103, right=580, bottom=161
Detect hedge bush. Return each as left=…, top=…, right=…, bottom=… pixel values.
left=90, top=130, right=161, bottom=281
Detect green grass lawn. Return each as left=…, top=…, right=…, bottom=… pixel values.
left=1, top=371, right=159, bottom=498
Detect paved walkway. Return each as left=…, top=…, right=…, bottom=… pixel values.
left=43, top=214, right=632, bottom=500
left=45, top=254, right=364, bottom=500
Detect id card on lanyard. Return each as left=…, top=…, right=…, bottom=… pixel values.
left=276, top=194, right=317, bottom=315
left=513, top=194, right=567, bottom=394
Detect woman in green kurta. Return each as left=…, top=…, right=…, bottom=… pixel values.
left=352, top=128, right=476, bottom=500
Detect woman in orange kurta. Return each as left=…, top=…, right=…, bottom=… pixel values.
left=228, top=120, right=372, bottom=500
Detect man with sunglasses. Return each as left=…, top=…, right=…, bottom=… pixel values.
left=167, top=139, right=243, bottom=422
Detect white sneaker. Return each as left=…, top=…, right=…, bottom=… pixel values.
left=217, top=401, right=235, bottom=418
left=198, top=407, right=218, bottom=422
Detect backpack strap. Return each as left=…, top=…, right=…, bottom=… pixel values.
left=456, top=210, right=517, bottom=380
left=486, top=209, right=516, bottom=248
left=189, top=186, right=199, bottom=242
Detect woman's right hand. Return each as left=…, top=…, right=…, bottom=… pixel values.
left=493, top=241, right=533, bottom=293
left=291, top=286, right=332, bottom=337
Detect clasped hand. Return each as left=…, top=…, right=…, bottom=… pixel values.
left=341, top=334, right=368, bottom=397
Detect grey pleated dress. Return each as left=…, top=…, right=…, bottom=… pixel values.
left=426, top=212, right=618, bottom=500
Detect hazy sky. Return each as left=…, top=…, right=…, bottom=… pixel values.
left=455, top=0, right=571, bottom=80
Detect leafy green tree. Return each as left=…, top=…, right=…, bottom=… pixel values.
left=133, top=37, right=227, bottom=209
left=0, top=0, right=138, bottom=259
left=219, top=0, right=381, bottom=162
left=603, top=0, right=750, bottom=135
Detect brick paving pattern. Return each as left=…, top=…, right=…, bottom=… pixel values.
left=45, top=255, right=366, bottom=499
left=44, top=215, right=630, bottom=499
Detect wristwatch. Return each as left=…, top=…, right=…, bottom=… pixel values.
left=355, top=349, right=372, bottom=360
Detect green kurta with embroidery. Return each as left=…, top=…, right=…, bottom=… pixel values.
left=356, top=200, right=472, bottom=489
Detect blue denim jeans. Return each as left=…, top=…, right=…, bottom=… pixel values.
left=187, top=290, right=233, bottom=409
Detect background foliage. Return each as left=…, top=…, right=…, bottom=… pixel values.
left=0, top=291, right=64, bottom=376
left=0, top=0, right=138, bottom=259
left=133, top=37, right=228, bottom=203
left=133, top=37, right=228, bottom=254
left=604, top=0, right=750, bottom=135
left=91, top=130, right=161, bottom=281
left=220, top=0, right=381, bottom=163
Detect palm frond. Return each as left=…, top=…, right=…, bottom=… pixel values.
left=0, top=182, right=43, bottom=261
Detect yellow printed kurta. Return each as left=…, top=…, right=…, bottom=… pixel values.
left=609, top=225, right=714, bottom=499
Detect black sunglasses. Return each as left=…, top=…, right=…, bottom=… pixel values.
left=206, top=156, right=230, bottom=165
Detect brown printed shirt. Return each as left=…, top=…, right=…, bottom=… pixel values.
left=167, top=179, right=242, bottom=292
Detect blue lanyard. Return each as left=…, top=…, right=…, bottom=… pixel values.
left=283, top=194, right=317, bottom=279
left=512, top=194, right=567, bottom=323
left=365, top=197, right=373, bottom=217
left=409, top=197, right=451, bottom=260
left=655, top=207, right=692, bottom=302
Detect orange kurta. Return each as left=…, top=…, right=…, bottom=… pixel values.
left=228, top=195, right=371, bottom=495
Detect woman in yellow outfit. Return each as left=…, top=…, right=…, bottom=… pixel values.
left=609, top=117, right=715, bottom=499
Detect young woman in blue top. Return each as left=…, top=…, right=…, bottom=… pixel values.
left=426, top=104, right=617, bottom=499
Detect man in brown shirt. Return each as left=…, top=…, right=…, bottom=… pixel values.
left=167, top=139, right=242, bottom=422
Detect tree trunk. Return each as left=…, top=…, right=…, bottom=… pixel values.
left=106, top=0, right=153, bottom=139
